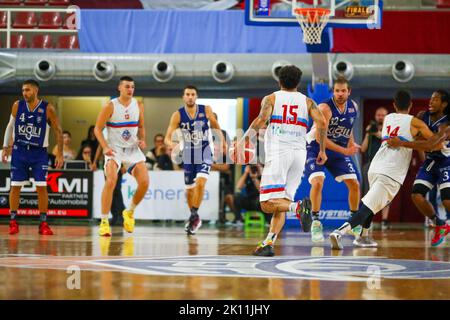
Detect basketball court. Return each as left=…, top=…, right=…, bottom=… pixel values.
left=0, top=224, right=449, bottom=299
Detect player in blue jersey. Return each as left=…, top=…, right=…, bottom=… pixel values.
left=398, top=89, right=450, bottom=247
left=1, top=79, right=64, bottom=235
left=165, top=85, right=225, bottom=235
left=304, top=77, right=361, bottom=243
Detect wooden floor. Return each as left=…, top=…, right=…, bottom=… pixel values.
left=0, top=222, right=450, bottom=300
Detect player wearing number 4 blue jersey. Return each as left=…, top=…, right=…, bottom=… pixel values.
left=1, top=79, right=64, bottom=235
left=165, top=85, right=226, bottom=235
left=305, top=77, right=361, bottom=243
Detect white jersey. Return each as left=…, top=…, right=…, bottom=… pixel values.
left=106, top=98, right=140, bottom=148
left=369, top=113, right=414, bottom=185
left=264, top=90, right=309, bottom=153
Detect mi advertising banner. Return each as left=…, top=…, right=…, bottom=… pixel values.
left=0, top=170, right=93, bottom=218
left=93, top=171, right=219, bottom=220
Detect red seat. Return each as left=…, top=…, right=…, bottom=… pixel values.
left=23, top=0, right=47, bottom=6
left=437, top=0, right=450, bottom=8
left=39, top=12, right=62, bottom=29
left=0, top=11, right=7, bottom=29
left=10, top=34, right=28, bottom=48
left=0, top=0, right=22, bottom=5
left=62, top=12, right=77, bottom=29
left=56, top=34, right=78, bottom=49
left=31, top=34, right=53, bottom=49
left=48, top=0, right=70, bottom=5
left=13, top=12, right=37, bottom=29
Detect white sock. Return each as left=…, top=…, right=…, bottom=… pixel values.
left=337, top=222, right=352, bottom=234
left=101, top=214, right=109, bottom=222
left=128, top=201, right=137, bottom=211
left=288, top=202, right=297, bottom=212
left=263, top=232, right=277, bottom=245
left=362, top=228, right=370, bottom=237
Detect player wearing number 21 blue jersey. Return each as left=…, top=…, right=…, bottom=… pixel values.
left=165, top=85, right=225, bottom=235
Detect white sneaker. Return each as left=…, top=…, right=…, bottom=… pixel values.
left=311, top=220, right=324, bottom=243
left=329, top=230, right=344, bottom=250
left=353, top=236, right=378, bottom=248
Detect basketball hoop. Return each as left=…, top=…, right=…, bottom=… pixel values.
left=294, top=7, right=331, bottom=45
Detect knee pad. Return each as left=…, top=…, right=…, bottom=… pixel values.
left=411, top=183, right=430, bottom=197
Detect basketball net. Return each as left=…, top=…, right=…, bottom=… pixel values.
left=294, top=8, right=330, bottom=44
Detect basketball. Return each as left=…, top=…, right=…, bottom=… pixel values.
left=229, top=140, right=256, bottom=164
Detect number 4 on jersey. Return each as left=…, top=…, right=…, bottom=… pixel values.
left=387, top=125, right=400, bottom=137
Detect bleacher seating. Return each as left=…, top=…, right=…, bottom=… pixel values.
left=39, top=11, right=62, bottom=28
left=56, top=34, right=78, bottom=49
left=0, top=0, right=22, bottom=5
left=62, top=12, right=75, bottom=29
left=24, top=0, right=48, bottom=6
left=0, top=11, right=7, bottom=28
left=31, top=34, right=53, bottom=48
left=48, top=0, right=70, bottom=5
left=12, top=11, right=37, bottom=28
left=10, top=33, right=28, bottom=48
left=437, top=0, right=450, bottom=8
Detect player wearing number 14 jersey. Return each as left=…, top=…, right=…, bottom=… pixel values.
left=329, top=90, right=446, bottom=249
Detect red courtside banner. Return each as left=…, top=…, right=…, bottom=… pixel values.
left=0, top=170, right=93, bottom=218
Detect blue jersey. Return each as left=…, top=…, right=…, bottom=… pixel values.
left=178, top=104, right=212, bottom=161
left=14, top=99, right=49, bottom=148
left=325, top=98, right=358, bottom=147
left=308, top=98, right=358, bottom=151
left=422, top=111, right=450, bottom=160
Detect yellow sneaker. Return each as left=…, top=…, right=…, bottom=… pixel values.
left=122, top=209, right=135, bottom=233
left=99, top=236, right=111, bottom=255
left=98, top=219, right=111, bottom=237
left=122, top=237, right=134, bottom=256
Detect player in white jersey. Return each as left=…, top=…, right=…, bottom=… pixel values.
left=235, top=65, right=327, bottom=257
left=94, top=76, right=149, bottom=237
left=329, top=90, right=441, bottom=249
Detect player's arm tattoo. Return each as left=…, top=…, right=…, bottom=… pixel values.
left=308, top=99, right=327, bottom=152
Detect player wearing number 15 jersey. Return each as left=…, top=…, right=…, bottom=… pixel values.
left=329, top=90, right=444, bottom=250
left=235, top=65, right=327, bottom=257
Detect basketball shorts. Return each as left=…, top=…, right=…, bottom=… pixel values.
left=104, top=145, right=146, bottom=174
left=304, top=148, right=359, bottom=183
left=414, top=157, right=450, bottom=192
left=10, top=144, right=49, bottom=186
left=260, top=149, right=306, bottom=202
left=362, top=173, right=401, bottom=214
left=182, top=146, right=213, bottom=188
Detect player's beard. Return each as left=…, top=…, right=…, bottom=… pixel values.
left=335, top=97, right=347, bottom=105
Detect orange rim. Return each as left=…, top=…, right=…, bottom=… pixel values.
left=294, top=8, right=331, bottom=16
left=294, top=8, right=330, bottom=23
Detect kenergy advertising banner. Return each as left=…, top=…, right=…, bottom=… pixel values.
left=92, top=171, right=219, bottom=221
left=0, top=170, right=93, bottom=218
